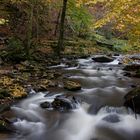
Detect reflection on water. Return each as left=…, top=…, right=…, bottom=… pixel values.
left=4, top=55, right=140, bottom=140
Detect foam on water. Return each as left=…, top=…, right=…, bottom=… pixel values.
left=49, top=63, right=67, bottom=68
left=46, top=106, right=140, bottom=140
left=106, top=59, right=120, bottom=65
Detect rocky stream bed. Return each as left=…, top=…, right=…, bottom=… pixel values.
left=0, top=54, right=140, bottom=140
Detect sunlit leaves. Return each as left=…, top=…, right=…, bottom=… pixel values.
left=91, top=0, right=140, bottom=45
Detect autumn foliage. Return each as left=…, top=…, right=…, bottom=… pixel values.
left=0, top=0, right=140, bottom=56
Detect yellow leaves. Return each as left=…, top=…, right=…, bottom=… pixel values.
left=9, top=84, right=27, bottom=98
left=0, top=76, right=27, bottom=99
left=0, top=76, right=14, bottom=87
left=93, top=12, right=117, bottom=29
left=91, top=0, right=140, bottom=44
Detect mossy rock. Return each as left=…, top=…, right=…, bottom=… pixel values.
left=64, top=80, right=81, bottom=91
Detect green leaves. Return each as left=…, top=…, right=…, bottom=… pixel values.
left=67, top=0, right=92, bottom=37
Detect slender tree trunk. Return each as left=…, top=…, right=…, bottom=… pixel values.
left=57, top=0, right=68, bottom=57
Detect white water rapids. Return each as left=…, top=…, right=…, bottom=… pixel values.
left=4, top=55, right=140, bottom=140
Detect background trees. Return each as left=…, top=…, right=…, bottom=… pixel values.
left=0, top=0, right=140, bottom=59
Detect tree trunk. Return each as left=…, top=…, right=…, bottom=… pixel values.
left=57, top=0, right=68, bottom=57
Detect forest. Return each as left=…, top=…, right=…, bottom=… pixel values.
left=0, top=0, right=140, bottom=140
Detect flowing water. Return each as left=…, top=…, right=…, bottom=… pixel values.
left=3, top=55, right=140, bottom=140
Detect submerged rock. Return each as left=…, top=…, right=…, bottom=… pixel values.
left=92, top=56, right=114, bottom=63
left=64, top=80, right=81, bottom=91
left=124, top=87, right=140, bottom=113
left=103, top=114, right=120, bottom=123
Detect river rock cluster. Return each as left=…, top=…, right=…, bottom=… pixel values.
left=40, top=95, right=79, bottom=111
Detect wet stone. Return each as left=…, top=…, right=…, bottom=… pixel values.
left=103, top=114, right=120, bottom=123
left=92, top=56, right=114, bottom=63
left=64, top=80, right=81, bottom=91
left=40, top=95, right=79, bottom=111
left=52, top=96, right=78, bottom=111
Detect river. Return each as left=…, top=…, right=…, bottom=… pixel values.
left=2, top=55, right=140, bottom=140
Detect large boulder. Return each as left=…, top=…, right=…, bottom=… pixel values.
left=64, top=80, right=81, bottom=91
left=92, top=56, right=114, bottom=63
left=124, top=88, right=140, bottom=113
